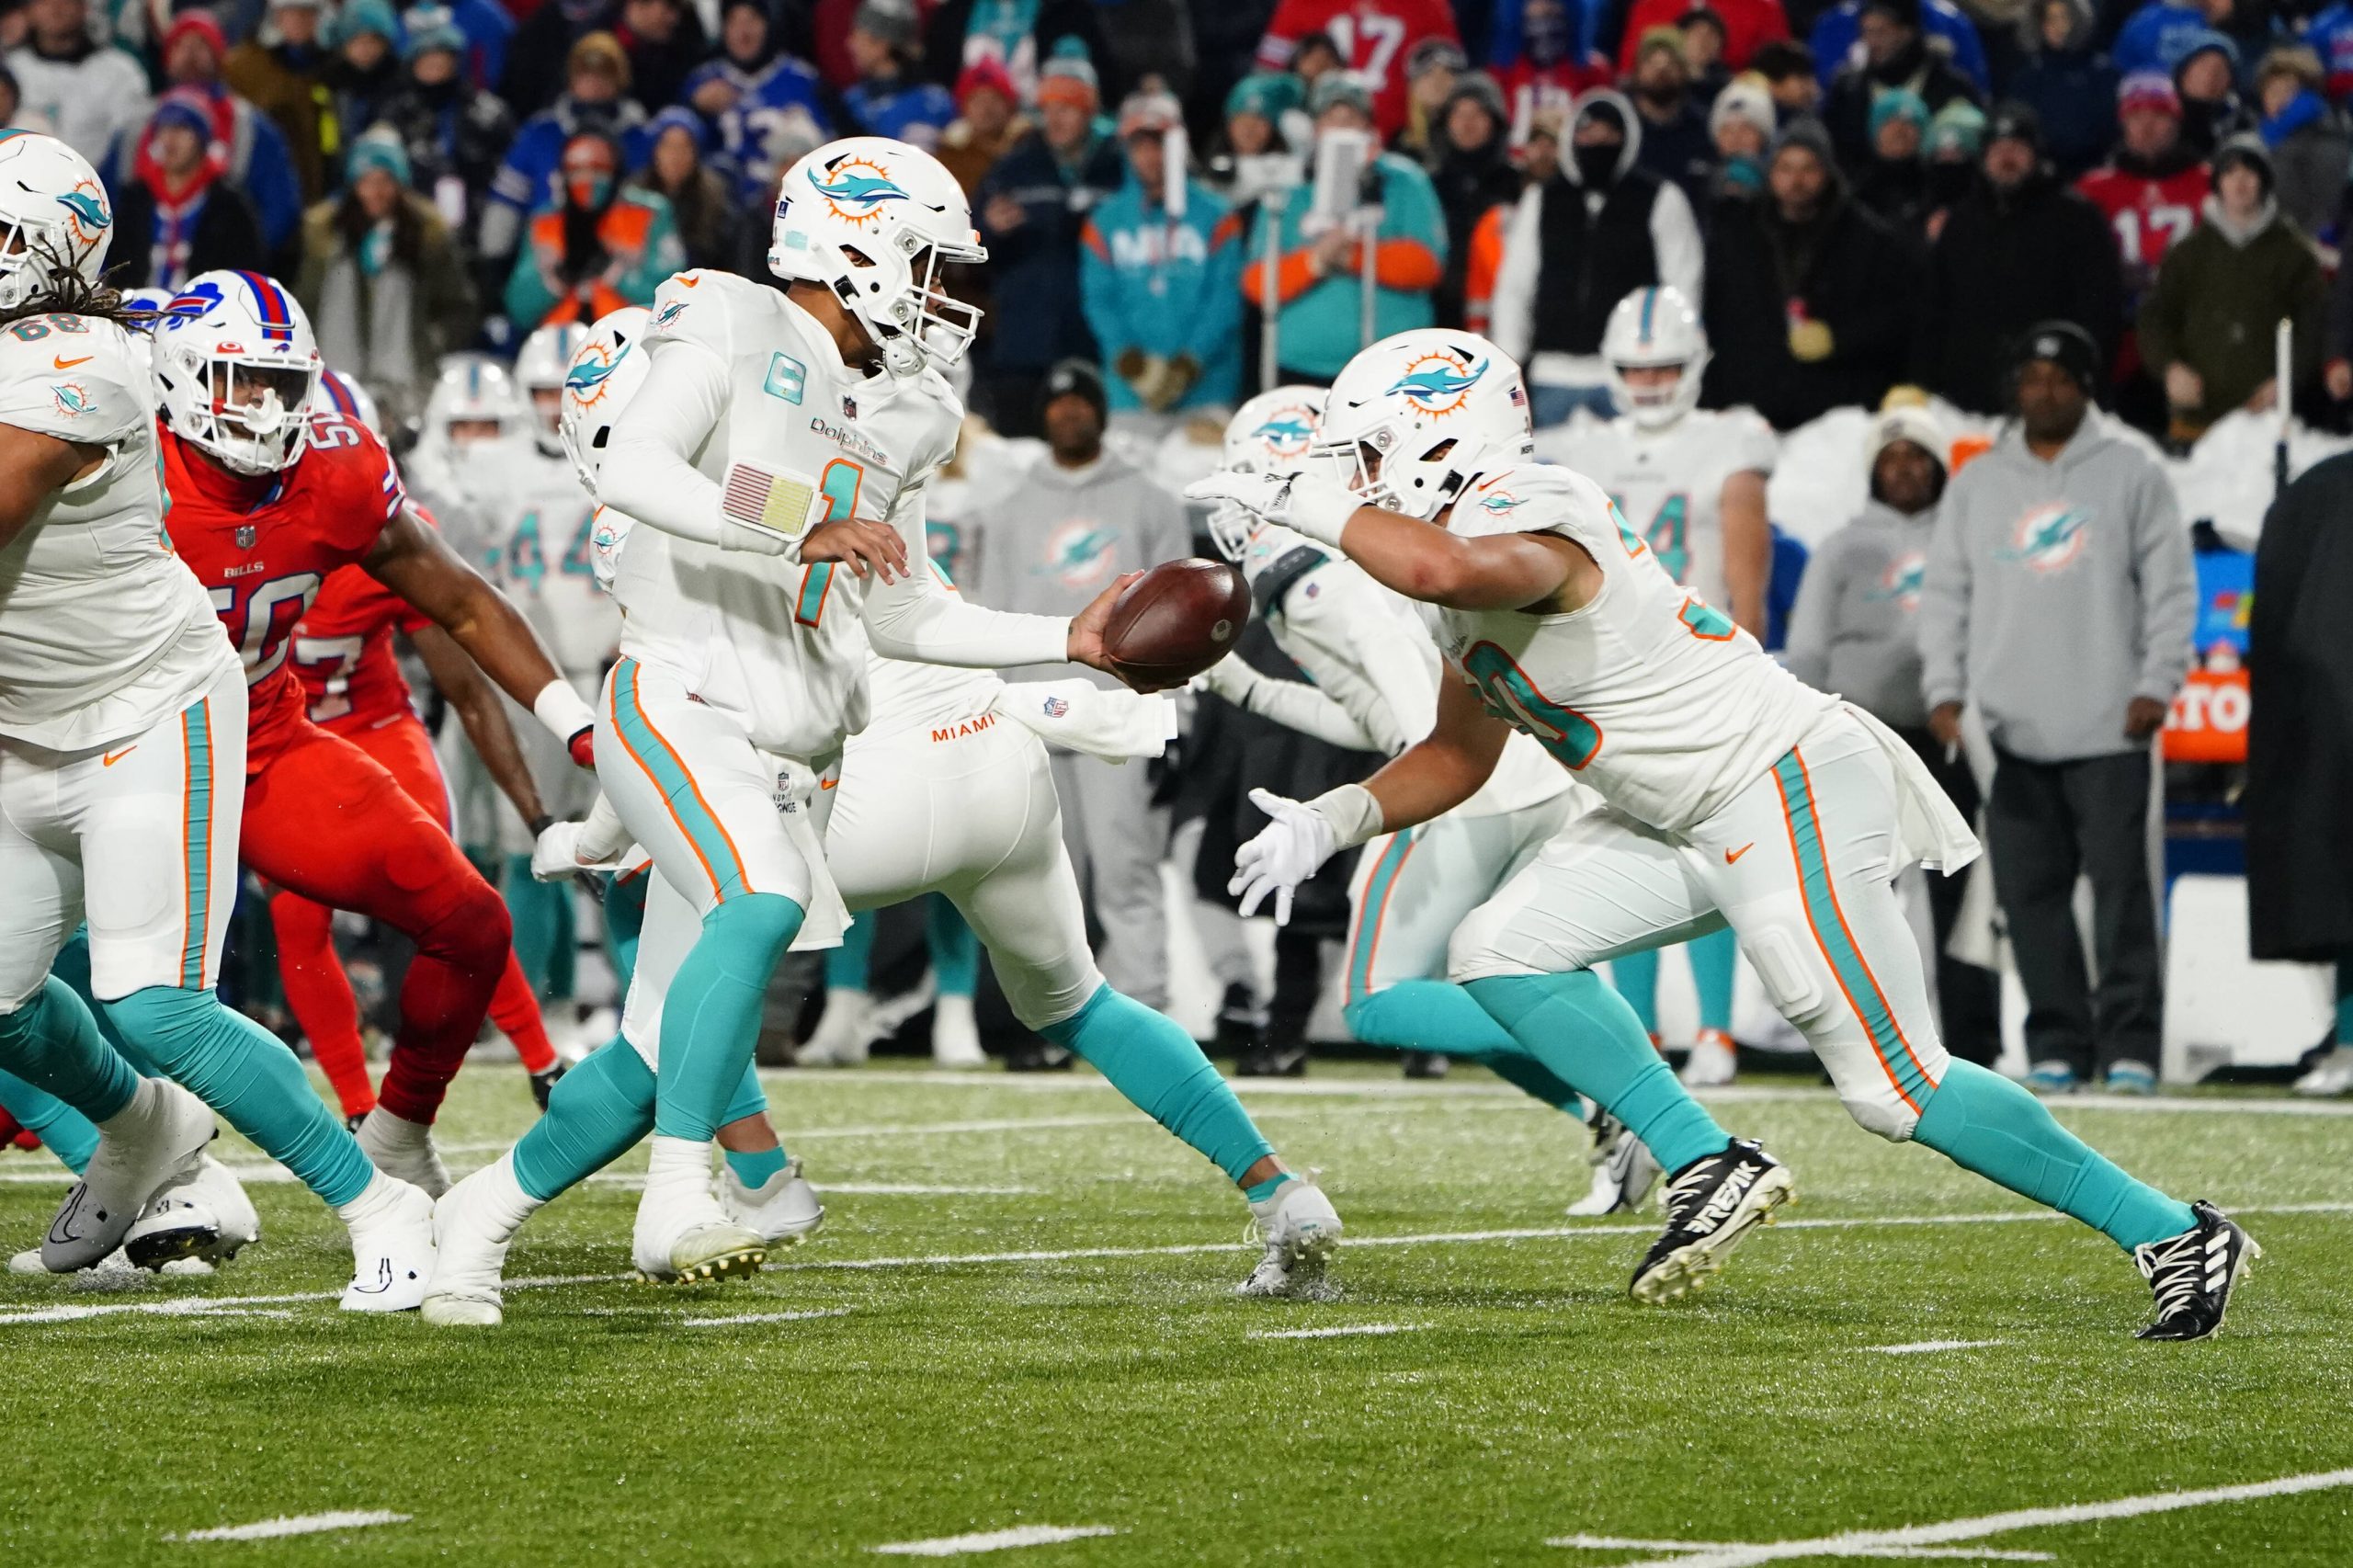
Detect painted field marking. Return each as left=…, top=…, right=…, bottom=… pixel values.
left=167, top=1510, right=410, bottom=1542
left=1549, top=1466, right=2353, bottom=1567
left=1868, top=1340, right=2006, bottom=1356
left=1552, top=1540, right=2048, bottom=1562
left=869, top=1523, right=1122, bottom=1556
left=683, top=1308, right=855, bottom=1327
left=1247, top=1322, right=1423, bottom=1340
left=2, top=1203, right=2344, bottom=1326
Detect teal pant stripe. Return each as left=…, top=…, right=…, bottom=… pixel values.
left=1347, top=833, right=1416, bottom=1000
left=608, top=658, right=748, bottom=903
left=179, top=699, right=214, bottom=988
left=1771, top=751, right=1933, bottom=1105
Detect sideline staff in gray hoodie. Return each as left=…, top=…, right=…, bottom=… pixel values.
left=1916, top=322, right=2195, bottom=1091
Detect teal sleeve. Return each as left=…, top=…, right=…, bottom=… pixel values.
left=1188, top=199, right=1246, bottom=365
left=1077, top=216, right=1128, bottom=358
left=503, top=233, right=557, bottom=328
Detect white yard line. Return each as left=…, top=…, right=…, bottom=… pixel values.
left=868, top=1524, right=1122, bottom=1556
left=683, top=1308, right=854, bottom=1326
left=1866, top=1340, right=2006, bottom=1356
left=167, top=1510, right=409, bottom=1542
left=1552, top=1467, right=2353, bottom=1568
left=1247, top=1323, right=1423, bottom=1340
left=1552, top=1540, right=2049, bottom=1562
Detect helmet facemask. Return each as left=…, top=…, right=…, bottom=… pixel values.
left=171, top=350, right=318, bottom=474
left=824, top=233, right=983, bottom=379
left=1605, top=350, right=1709, bottom=429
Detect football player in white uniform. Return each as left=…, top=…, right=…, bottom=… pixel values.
left=0, top=134, right=434, bottom=1304
left=1191, top=328, right=2259, bottom=1339
left=1539, top=287, right=1776, bottom=1087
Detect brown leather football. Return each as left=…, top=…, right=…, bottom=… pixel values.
left=1100, top=558, right=1252, bottom=686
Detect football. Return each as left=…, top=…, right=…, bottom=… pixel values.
left=1099, top=557, right=1251, bottom=685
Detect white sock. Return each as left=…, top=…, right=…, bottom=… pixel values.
left=461, top=1151, right=542, bottom=1236
left=936, top=994, right=976, bottom=1028
left=643, top=1134, right=714, bottom=1194
left=97, top=1075, right=164, bottom=1136
left=335, top=1169, right=406, bottom=1226
left=360, top=1107, right=432, bottom=1152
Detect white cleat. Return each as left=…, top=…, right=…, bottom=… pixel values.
left=722, top=1156, right=825, bottom=1245
left=1677, top=1028, right=1739, bottom=1088
left=10, top=1244, right=210, bottom=1278
left=124, top=1154, right=259, bottom=1268
left=633, top=1135, right=766, bottom=1283
left=356, top=1107, right=452, bottom=1198
left=337, top=1174, right=437, bottom=1312
left=1568, top=1113, right=1663, bottom=1218
left=42, top=1079, right=216, bottom=1272
left=1238, top=1175, right=1343, bottom=1299
left=931, top=993, right=987, bottom=1068
left=421, top=1153, right=542, bottom=1327
left=2293, top=1050, right=2352, bottom=1098
left=796, top=990, right=879, bottom=1067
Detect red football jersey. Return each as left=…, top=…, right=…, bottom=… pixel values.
left=163, top=409, right=409, bottom=767
left=1255, top=0, right=1460, bottom=140
left=2075, top=163, right=2208, bottom=295
left=289, top=563, right=430, bottom=733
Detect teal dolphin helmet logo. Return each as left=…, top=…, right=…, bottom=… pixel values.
left=1995, top=506, right=2092, bottom=573
left=565, top=350, right=625, bottom=394
left=1476, top=492, right=1522, bottom=514
left=51, top=381, right=92, bottom=415
left=1387, top=356, right=1487, bottom=413
left=56, top=188, right=109, bottom=233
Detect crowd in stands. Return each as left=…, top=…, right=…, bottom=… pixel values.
left=10, top=0, right=2353, bottom=445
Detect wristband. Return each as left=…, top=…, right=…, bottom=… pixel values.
left=1306, top=781, right=1383, bottom=850
left=532, top=679, right=597, bottom=746
left=1283, top=472, right=1365, bottom=550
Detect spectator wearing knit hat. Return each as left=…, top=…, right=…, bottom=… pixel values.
left=225, top=0, right=335, bottom=202
left=1853, top=85, right=1931, bottom=234
left=2252, top=44, right=2347, bottom=238
left=680, top=0, right=829, bottom=203
left=129, top=11, right=304, bottom=268
left=420, top=0, right=517, bottom=94
left=1396, top=36, right=1467, bottom=159
left=938, top=58, right=1026, bottom=198
left=372, top=15, right=517, bottom=237
left=326, top=0, right=405, bottom=168
left=972, top=41, right=1125, bottom=435
left=111, top=88, right=267, bottom=290
left=1424, top=71, right=1518, bottom=331
left=2009, top=0, right=2120, bottom=179
left=482, top=31, right=648, bottom=300
left=2142, top=134, right=2324, bottom=442
left=1921, top=96, right=1984, bottom=231
left=1707, top=76, right=1776, bottom=206
left=6, top=0, right=148, bottom=165
left=922, top=0, right=1113, bottom=111
left=1822, top=0, right=1981, bottom=168
left=2172, top=30, right=2241, bottom=157
left=843, top=1, right=957, bottom=148
left=1628, top=28, right=1715, bottom=208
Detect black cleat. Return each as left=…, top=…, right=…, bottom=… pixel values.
left=1629, top=1138, right=1794, bottom=1304
left=1211, top=983, right=1267, bottom=1060
left=1401, top=1051, right=1450, bottom=1080
left=1004, top=1041, right=1074, bottom=1073
left=2134, top=1200, right=2260, bottom=1341
left=530, top=1062, right=567, bottom=1112
left=1237, top=1040, right=1309, bottom=1077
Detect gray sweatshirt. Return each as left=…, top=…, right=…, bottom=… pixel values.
left=966, top=445, right=1189, bottom=687
left=1782, top=500, right=1939, bottom=728
left=1917, top=418, right=2197, bottom=762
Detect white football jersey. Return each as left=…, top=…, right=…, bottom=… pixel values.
left=1437, top=462, right=1836, bottom=833
left=0, top=312, right=235, bottom=751
left=1536, top=408, right=1775, bottom=611
left=612, top=271, right=962, bottom=758
left=486, top=443, right=621, bottom=676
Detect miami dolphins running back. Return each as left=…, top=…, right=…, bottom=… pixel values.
left=1189, top=329, right=2260, bottom=1338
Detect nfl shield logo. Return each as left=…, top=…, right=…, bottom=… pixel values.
left=234, top=525, right=256, bottom=550
left=841, top=394, right=858, bottom=420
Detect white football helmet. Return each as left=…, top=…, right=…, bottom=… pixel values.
left=153, top=269, right=324, bottom=474
left=556, top=305, right=652, bottom=494
left=1600, top=285, right=1709, bottom=429
left=0, top=132, right=112, bottom=313
left=1315, top=329, right=1533, bottom=521
left=117, top=286, right=176, bottom=329
left=516, top=321, right=587, bottom=451
left=310, top=367, right=384, bottom=439
left=1209, top=384, right=1324, bottom=562
left=419, top=353, right=529, bottom=448
left=768, top=136, right=987, bottom=378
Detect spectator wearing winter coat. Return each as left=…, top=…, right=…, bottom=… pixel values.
left=1243, top=73, right=1450, bottom=385
left=1809, top=0, right=1988, bottom=94
left=135, top=11, right=303, bottom=268
left=1494, top=87, right=1701, bottom=424
left=1425, top=71, right=1520, bottom=330
left=1079, top=89, right=1247, bottom=437
left=1921, top=102, right=2122, bottom=414
left=1702, top=117, right=1921, bottom=426
left=482, top=33, right=648, bottom=296
left=504, top=129, right=683, bottom=329
left=614, top=0, right=705, bottom=119
left=938, top=58, right=1025, bottom=199
left=1823, top=0, right=1980, bottom=166
left=1920, top=95, right=1984, bottom=232
left=842, top=3, right=957, bottom=150
left=629, top=105, right=739, bottom=272
left=682, top=0, right=827, bottom=204
left=1627, top=28, right=1717, bottom=209
left=2251, top=45, right=2347, bottom=238
left=922, top=0, right=1112, bottom=110
left=2173, top=30, right=2242, bottom=156
left=2076, top=74, right=2209, bottom=426
left=5, top=0, right=148, bottom=165
left=972, top=48, right=1124, bottom=434
left=1854, top=84, right=1931, bottom=233
left=432, top=0, right=516, bottom=94
left=1398, top=36, right=1469, bottom=160
left=1707, top=75, right=1776, bottom=208
left=1255, top=0, right=1461, bottom=142
left=225, top=0, right=335, bottom=203
left=2306, top=0, right=2353, bottom=101
left=2140, top=134, right=2324, bottom=440
left=110, top=89, right=268, bottom=290
left=327, top=0, right=405, bottom=164
left=1680, top=6, right=1735, bottom=103
left=1612, top=0, right=1790, bottom=74
left=370, top=17, right=516, bottom=241
left=2008, top=0, right=2117, bottom=177
left=2112, top=0, right=2209, bottom=76
left=502, top=0, right=620, bottom=121
left=295, top=130, right=476, bottom=425
left=1495, top=0, right=1600, bottom=148
left=1754, top=37, right=1822, bottom=118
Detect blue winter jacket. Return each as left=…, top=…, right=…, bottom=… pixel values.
left=973, top=127, right=1127, bottom=375
left=1079, top=170, right=1247, bottom=412
left=1809, top=0, right=1988, bottom=91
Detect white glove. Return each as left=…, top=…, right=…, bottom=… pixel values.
left=531, top=817, right=625, bottom=882
left=1184, top=470, right=1363, bottom=549
left=1229, top=787, right=1339, bottom=924
left=1192, top=653, right=1261, bottom=706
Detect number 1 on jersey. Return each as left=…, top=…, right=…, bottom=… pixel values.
left=794, top=460, right=865, bottom=629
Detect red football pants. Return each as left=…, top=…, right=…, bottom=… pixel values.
left=246, top=713, right=519, bottom=1124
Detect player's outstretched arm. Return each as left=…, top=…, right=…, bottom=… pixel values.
left=411, top=622, right=549, bottom=831
left=364, top=506, right=593, bottom=759
left=0, top=424, right=103, bottom=552
left=1361, top=673, right=1511, bottom=832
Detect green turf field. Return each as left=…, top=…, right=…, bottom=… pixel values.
left=1, top=1062, right=2347, bottom=1565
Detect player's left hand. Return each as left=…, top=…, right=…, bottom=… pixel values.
left=1067, top=570, right=1154, bottom=683
left=2124, top=695, right=2169, bottom=741
left=1185, top=472, right=1290, bottom=522
left=1231, top=788, right=1337, bottom=925
left=568, top=727, right=595, bottom=768
left=802, top=518, right=908, bottom=582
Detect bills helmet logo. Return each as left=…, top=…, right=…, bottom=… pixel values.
left=1387, top=351, right=1485, bottom=416
left=162, top=278, right=226, bottom=329
left=1996, top=506, right=2091, bottom=574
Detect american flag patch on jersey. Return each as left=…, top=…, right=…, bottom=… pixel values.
left=1509, top=383, right=1527, bottom=407
left=720, top=461, right=817, bottom=540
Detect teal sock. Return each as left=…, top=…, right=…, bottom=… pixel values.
left=1243, top=1173, right=1292, bottom=1202
left=824, top=911, right=875, bottom=991
left=512, top=1037, right=656, bottom=1201
left=2336, top=959, right=2352, bottom=1047
left=724, top=1145, right=788, bottom=1187
left=721, top=1059, right=770, bottom=1132
left=547, top=876, right=577, bottom=1000
left=1466, top=972, right=1734, bottom=1174
left=926, top=896, right=980, bottom=997
left=1042, top=983, right=1275, bottom=1184
left=1612, top=948, right=1662, bottom=1036
left=0, top=976, right=140, bottom=1125
left=0, top=1064, right=102, bottom=1172
left=602, top=871, right=648, bottom=996
left=1912, top=1058, right=2196, bottom=1252
left=106, top=985, right=371, bottom=1207
left=506, top=854, right=568, bottom=997
left=1689, top=927, right=1739, bottom=1033
left=1347, top=981, right=1586, bottom=1111
left=654, top=893, right=804, bottom=1142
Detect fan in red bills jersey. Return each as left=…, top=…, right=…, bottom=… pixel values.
left=155, top=271, right=591, bottom=1196
left=273, top=369, right=570, bottom=1128
left=2075, top=74, right=2207, bottom=392
left=1253, top=0, right=1461, bottom=141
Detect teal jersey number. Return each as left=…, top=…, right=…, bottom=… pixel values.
left=1461, top=641, right=1601, bottom=769
left=561, top=510, right=598, bottom=578
left=1678, top=597, right=1734, bottom=641
left=508, top=511, right=547, bottom=592
left=1608, top=493, right=1690, bottom=582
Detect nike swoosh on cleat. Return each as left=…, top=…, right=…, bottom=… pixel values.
left=52, top=354, right=92, bottom=369
left=1725, top=843, right=1753, bottom=864
left=349, top=1260, right=394, bottom=1295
